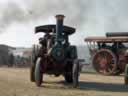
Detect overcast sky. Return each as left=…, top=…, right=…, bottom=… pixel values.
left=0, top=0, right=128, bottom=47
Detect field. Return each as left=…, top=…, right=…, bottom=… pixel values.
left=0, top=67, right=128, bottom=96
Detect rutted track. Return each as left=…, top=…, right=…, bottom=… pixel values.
left=0, top=67, right=128, bottom=96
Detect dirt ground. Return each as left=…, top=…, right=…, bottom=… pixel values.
left=0, top=67, right=128, bottom=96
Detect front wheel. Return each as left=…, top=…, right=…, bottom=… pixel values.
left=73, top=60, right=79, bottom=88
left=35, top=58, right=43, bottom=87
left=64, top=73, right=73, bottom=83
left=124, top=64, right=128, bottom=85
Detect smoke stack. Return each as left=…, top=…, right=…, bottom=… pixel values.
left=106, top=32, right=128, bottom=37
left=55, top=14, right=65, bottom=43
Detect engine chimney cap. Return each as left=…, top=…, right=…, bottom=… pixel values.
left=56, top=14, right=65, bottom=20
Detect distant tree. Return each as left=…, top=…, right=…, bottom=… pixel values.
left=8, top=54, right=14, bottom=67
left=0, top=56, right=2, bottom=66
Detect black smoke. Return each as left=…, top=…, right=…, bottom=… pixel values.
left=0, top=0, right=92, bottom=33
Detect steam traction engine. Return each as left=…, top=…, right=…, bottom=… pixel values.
left=85, top=32, right=128, bottom=84
left=30, top=15, right=80, bottom=87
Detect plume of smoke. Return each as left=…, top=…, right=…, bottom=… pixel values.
left=0, top=0, right=93, bottom=33
left=26, top=0, right=92, bottom=26
left=1, top=0, right=128, bottom=37
left=0, top=1, right=30, bottom=32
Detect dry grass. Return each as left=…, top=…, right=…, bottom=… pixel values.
left=0, top=67, right=128, bottom=96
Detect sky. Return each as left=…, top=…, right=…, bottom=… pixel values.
left=0, top=0, right=128, bottom=47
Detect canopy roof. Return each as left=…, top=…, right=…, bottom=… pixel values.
left=85, top=37, right=128, bottom=43
left=35, top=24, right=75, bottom=35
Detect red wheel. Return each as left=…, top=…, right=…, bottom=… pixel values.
left=92, top=49, right=117, bottom=75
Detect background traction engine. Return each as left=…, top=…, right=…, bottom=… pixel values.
left=85, top=32, right=128, bottom=76
left=30, top=15, right=80, bottom=87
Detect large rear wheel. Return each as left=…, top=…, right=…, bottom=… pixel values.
left=30, top=46, right=37, bottom=82
left=92, top=49, right=117, bottom=75
left=73, top=60, right=79, bottom=88
left=35, top=57, right=43, bottom=87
